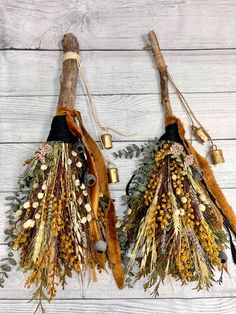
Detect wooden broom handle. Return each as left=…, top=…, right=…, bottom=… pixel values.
left=148, top=30, right=173, bottom=116
left=58, top=33, right=80, bottom=108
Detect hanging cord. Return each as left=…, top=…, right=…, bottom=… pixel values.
left=167, top=72, right=217, bottom=150
left=63, top=51, right=121, bottom=167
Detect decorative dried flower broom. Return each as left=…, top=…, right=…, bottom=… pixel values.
left=1, top=33, right=124, bottom=311
left=116, top=30, right=236, bottom=295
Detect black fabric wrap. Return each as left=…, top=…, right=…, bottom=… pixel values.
left=126, top=123, right=182, bottom=195
left=160, top=123, right=183, bottom=144
left=47, top=115, right=78, bottom=143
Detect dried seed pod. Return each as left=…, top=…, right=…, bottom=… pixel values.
left=94, top=240, right=107, bottom=253
left=84, top=174, right=96, bottom=186
left=219, top=251, right=228, bottom=263
left=74, top=142, right=85, bottom=153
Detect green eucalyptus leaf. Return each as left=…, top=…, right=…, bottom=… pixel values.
left=7, top=215, right=15, bottom=220
left=138, top=186, right=146, bottom=192
left=132, top=144, right=139, bottom=150
left=5, top=196, right=15, bottom=201
left=11, top=204, right=19, bottom=210
left=135, top=150, right=140, bottom=157
left=8, top=258, right=17, bottom=266
left=121, top=195, right=130, bottom=202
left=4, top=229, right=12, bottom=236
left=1, top=265, right=11, bottom=272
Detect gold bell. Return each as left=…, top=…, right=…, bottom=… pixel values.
left=192, top=126, right=209, bottom=143
left=210, top=146, right=225, bottom=165
left=101, top=133, right=113, bottom=149
left=107, top=167, right=119, bottom=184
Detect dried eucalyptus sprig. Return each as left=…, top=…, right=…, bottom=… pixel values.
left=0, top=176, right=30, bottom=287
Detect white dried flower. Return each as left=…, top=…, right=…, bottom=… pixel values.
left=198, top=204, right=206, bottom=212
left=41, top=164, right=47, bottom=171
left=116, top=220, right=122, bottom=228
left=85, top=203, right=92, bottom=212
left=81, top=217, right=87, bottom=224
left=75, top=179, right=80, bottom=186
left=32, top=202, right=39, bottom=208
left=23, top=219, right=35, bottom=229
left=23, top=201, right=30, bottom=209
left=87, top=214, right=92, bottom=222
left=15, top=209, right=22, bottom=217
left=172, top=174, right=177, bottom=181
left=181, top=197, right=187, bottom=204
left=127, top=208, right=132, bottom=215
left=35, top=213, right=41, bottom=220
left=83, top=190, right=88, bottom=196
left=37, top=192, right=44, bottom=199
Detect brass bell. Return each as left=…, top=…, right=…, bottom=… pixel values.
left=107, top=167, right=119, bottom=183
left=192, top=126, right=209, bottom=143
left=210, top=146, right=225, bottom=165
left=101, top=133, right=113, bottom=149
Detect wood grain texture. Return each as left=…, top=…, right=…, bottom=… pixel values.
left=1, top=141, right=236, bottom=191
left=1, top=50, right=236, bottom=96
left=0, top=299, right=235, bottom=314
left=0, top=0, right=236, bottom=50
left=1, top=93, right=236, bottom=142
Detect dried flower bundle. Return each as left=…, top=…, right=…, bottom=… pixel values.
left=119, top=140, right=228, bottom=295
left=13, top=141, right=112, bottom=298
left=115, top=30, right=236, bottom=295
left=1, top=33, right=124, bottom=312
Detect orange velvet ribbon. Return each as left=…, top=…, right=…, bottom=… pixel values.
left=56, top=106, right=124, bottom=289
left=165, top=115, right=236, bottom=233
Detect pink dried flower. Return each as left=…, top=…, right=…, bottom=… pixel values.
left=35, top=143, right=53, bottom=164
left=38, top=143, right=53, bottom=156
left=170, top=143, right=184, bottom=156
left=35, top=153, right=45, bottom=164
left=184, top=154, right=195, bottom=167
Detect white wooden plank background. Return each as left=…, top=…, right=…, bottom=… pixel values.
left=1, top=0, right=236, bottom=313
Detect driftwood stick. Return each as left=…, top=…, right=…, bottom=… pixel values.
left=148, top=30, right=172, bottom=116
left=58, top=33, right=80, bottom=108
